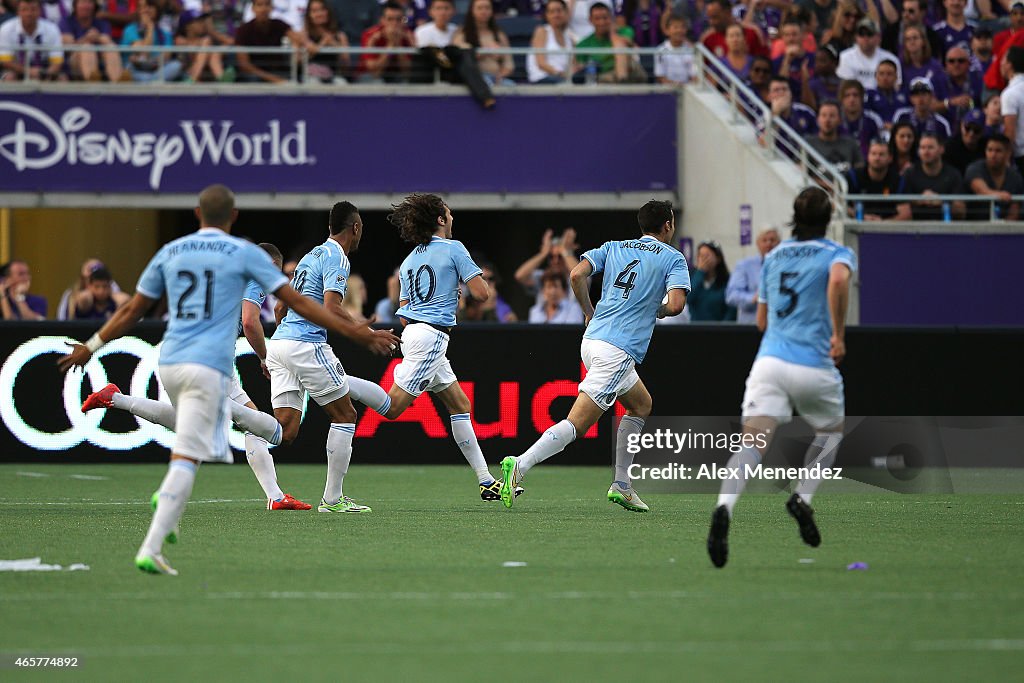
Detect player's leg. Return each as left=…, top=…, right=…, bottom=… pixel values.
left=347, top=323, right=441, bottom=420
left=607, top=378, right=652, bottom=512
left=82, top=383, right=179, bottom=430
left=317, top=394, right=369, bottom=513
left=237, top=398, right=311, bottom=511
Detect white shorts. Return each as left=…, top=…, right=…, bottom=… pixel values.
left=228, top=374, right=252, bottom=406
left=265, top=338, right=349, bottom=411
left=578, top=338, right=640, bottom=411
left=158, top=363, right=233, bottom=463
left=741, top=355, right=845, bottom=431
left=392, top=323, right=457, bottom=397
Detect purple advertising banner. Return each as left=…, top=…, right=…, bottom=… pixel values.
left=0, top=93, right=677, bottom=194
left=859, top=233, right=1024, bottom=325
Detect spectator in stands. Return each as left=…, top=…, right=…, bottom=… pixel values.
left=889, top=120, right=919, bottom=172
left=233, top=0, right=299, bottom=82
left=848, top=138, right=903, bottom=220
left=894, top=77, right=953, bottom=139
left=528, top=269, right=584, bottom=323
left=618, top=0, right=661, bottom=47
left=515, top=227, right=579, bottom=305
left=302, top=0, right=350, bottom=83
left=984, top=93, right=1004, bottom=136
left=805, top=42, right=840, bottom=109
left=839, top=78, right=883, bottom=157
left=935, top=43, right=981, bottom=129
left=528, top=0, right=574, bottom=83
left=687, top=241, right=735, bottom=321
left=70, top=266, right=124, bottom=320
left=701, top=0, right=766, bottom=59
left=965, top=132, right=1024, bottom=219
left=359, top=0, right=413, bottom=82
left=864, top=58, right=907, bottom=127
left=985, top=1, right=1024, bottom=93
left=761, top=75, right=818, bottom=146
left=573, top=1, right=645, bottom=82
left=204, top=0, right=241, bottom=44
left=120, top=0, right=181, bottom=81
left=0, top=259, right=47, bottom=320
left=837, top=17, right=900, bottom=89
left=97, top=0, right=137, bottom=41
left=1002, top=45, right=1024, bottom=173
left=716, top=22, right=753, bottom=80
left=337, top=0, right=378, bottom=46
left=744, top=54, right=771, bottom=102
left=896, top=131, right=965, bottom=220
left=241, top=0, right=305, bottom=31
left=60, top=0, right=125, bottom=80
left=943, top=108, right=987, bottom=175
left=0, top=0, right=65, bottom=80
left=805, top=99, right=865, bottom=174
left=374, top=267, right=400, bottom=324
left=153, top=0, right=180, bottom=37
left=414, top=0, right=456, bottom=47
left=795, top=0, right=835, bottom=45
left=773, top=16, right=813, bottom=97
left=176, top=9, right=233, bottom=82
left=934, top=0, right=973, bottom=57
left=1, top=0, right=14, bottom=25
left=820, top=0, right=861, bottom=53
left=881, top=0, right=942, bottom=58
left=899, top=23, right=944, bottom=94
left=970, top=26, right=993, bottom=75
left=566, top=0, right=608, bottom=41
left=387, top=0, right=429, bottom=28
left=454, top=0, right=515, bottom=85
left=342, top=273, right=368, bottom=322
left=725, top=226, right=779, bottom=324
left=459, top=259, right=518, bottom=323
left=57, top=258, right=127, bottom=319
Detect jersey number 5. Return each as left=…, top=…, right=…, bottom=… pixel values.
left=613, top=259, right=640, bottom=299
left=777, top=271, right=799, bottom=318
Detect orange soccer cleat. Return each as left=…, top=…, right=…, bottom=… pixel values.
left=81, top=383, right=121, bottom=413
left=268, top=493, right=312, bottom=511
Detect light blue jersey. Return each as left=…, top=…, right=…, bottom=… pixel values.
left=237, top=280, right=268, bottom=336
left=582, top=235, right=690, bottom=363
left=757, top=238, right=857, bottom=369
left=273, top=238, right=349, bottom=344
left=395, top=236, right=482, bottom=328
left=136, top=228, right=288, bottom=377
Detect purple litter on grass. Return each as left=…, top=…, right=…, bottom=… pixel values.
left=846, top=562, right=869, bottom=570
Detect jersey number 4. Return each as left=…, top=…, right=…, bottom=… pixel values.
left=613, top=260, right=640, bottom=299
left=176, top=270, right=214, bottom=320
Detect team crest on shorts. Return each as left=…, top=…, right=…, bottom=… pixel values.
left=419, top=379, right=430, bottom=391
left=336, top=362, right=344, bottom=377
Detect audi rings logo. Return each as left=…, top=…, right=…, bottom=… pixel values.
left=0, top=336, right=259, bottom=452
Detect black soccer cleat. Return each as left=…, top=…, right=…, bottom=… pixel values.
left=786, top=493, right=821, bottom=547
left=480, top=480, right=523, bottom=501
left=707, top=505, right=730, bottom=568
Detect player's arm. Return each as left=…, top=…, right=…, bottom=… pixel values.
left=464, top=273, right=491, bottom=303
left=756, top=302, right=768, bottom=332
left=274, top=298, right=288, bottom=326
left=657, top=288, right=687, bottom=319
left=241, top=300, right=270, bottom=377
left=569, top=259, right=595, bottom=324
left=274, top=285, right=399, bottom=355
left=827, top=262, right=852, bottom=364
left=57, top=292, right=156, bottom=372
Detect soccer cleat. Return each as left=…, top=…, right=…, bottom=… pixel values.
left=81, top=383, right=120, bottom=412
left=151, top=491, right=178, bottom=545
left=135, top=553, right=178, bottom=576
left=499, top=457, right=521, bottom=509
left=607, top=482, right=649, bottom=512
left=707, top=505, right=730, bottom=568
left=480, top=479, right=524, bottom=501
left=786, top=493, right=821, bottom=547
left=317, top=496, right=372, bottom=513
left=268, top=493, right=312, bottom=510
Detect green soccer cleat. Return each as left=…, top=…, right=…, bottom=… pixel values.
left=317, top=496, right=372, bottom=513
left=150, top=491, right=179, bottom=544
left=607, top=481, right=650, bottom=513
left=499, top=457, right=521, bottom=509
left=480, top=479, right=524, bottom=501
left=135, top=553, right=178, bottom=576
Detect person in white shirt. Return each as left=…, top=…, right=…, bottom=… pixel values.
left=527, top=0, right=575, bottom=83
left=654, top=12, right=694, bottom=85
left=0, top=0, right=64, bottom=80
left=836, top=17, right=900, bottom=90
left=414, top=0, right=455, bottom=47
left=1001, top=45, right=1024, bottom=172
left=242, top=0, right=305, bottom=31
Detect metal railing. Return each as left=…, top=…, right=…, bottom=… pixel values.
left=846, top=194, right=1024, bottom=223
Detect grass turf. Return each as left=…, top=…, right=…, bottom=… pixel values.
left=0, top=464, right=1021, bottom=681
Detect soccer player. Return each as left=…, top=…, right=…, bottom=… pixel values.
left=59, top=185, right=399, bottom=575
left=707, top=186, right=855, bottom=568
left=341, top=193, right=519, bottom=500
left=498, top=200, right=690, bottom=511
left=80, top=242, right=312, bottom=510
left=266, top=201, right=398, bottom=514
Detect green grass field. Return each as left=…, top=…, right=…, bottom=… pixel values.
left=1, top=464, right=1021, bottom=681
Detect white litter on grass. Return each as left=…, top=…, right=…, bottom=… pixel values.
left=69, top=474, right=109, bottom=481
left=0, top=558, right=90, bottom=572
left=15, top=471, right=49, bottom=478
left=799, top=559, right=815, bottom=564
left=502, top=562, right=528, bottom=568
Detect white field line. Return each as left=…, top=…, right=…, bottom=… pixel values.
left=0, top=499, right=263, bottom=505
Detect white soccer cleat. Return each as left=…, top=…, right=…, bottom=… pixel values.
left=607, top=481, right=649, bottom=513
left=135, top=553, right=178, bottom=576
